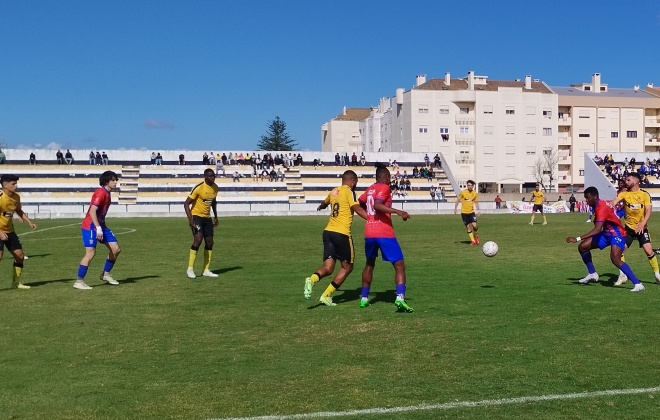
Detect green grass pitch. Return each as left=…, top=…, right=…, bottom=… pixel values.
left=2, top=213, right=660, bottom=419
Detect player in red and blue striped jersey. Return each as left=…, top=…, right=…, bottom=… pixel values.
left=565, top=186, right=644, bottom=292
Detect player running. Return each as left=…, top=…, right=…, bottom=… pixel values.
left=565, top=186, right=644, bottom=292
left=303, top=170, right=368, bottom=306
left=454, top=180, right=480, bottom=245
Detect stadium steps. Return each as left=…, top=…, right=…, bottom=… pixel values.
left=285, top=167, right=305, bottom=203
left=119, top=165, right=140, bottom=205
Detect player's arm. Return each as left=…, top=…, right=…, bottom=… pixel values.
left=454, top=196, right=460, bottom=214
left=350, top=203, right=368, bottom=220
left=211, top=198, right=218, bottom=227
left=566, top=220, right=603, bottom=243
left=184, top=196, right=195, bottom=228
left=317, top=194, right=331, bottom=211
left=88, top=204, right=104, bottom=240
left=373, top=200, right=410, bottom=221
left=609, top=193, right=624, bottom=208
left=474, top=198, right=480, bottom=214
left=14, top=206, right=37, bottom=231
left=639, top=198, right=652, bottom=234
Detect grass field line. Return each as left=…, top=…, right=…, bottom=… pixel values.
left=212, top=385, right=660, bottom=420
left=19, top=227, right=137, bottom=241
left=18, top=222, right=79, bottom=236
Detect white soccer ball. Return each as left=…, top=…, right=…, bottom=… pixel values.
left=482, top=241, right=498, bottom=257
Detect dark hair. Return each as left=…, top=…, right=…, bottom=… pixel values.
left=376, top=165, right=390, bottom=181
left=584, top=186, right=599, bottom=198
left=0, top=174, right=19, bottom=184
left=627, top=172, right=641, bottom=181
left=342, top=170, right=357, bottom=182
left=204, top=168, right=215, bottom=176
left=99, top=171, right=118, bottom=186
left=467, top=180, right=475, bottom=186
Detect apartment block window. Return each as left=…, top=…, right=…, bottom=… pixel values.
left=611, top=131, right=619, bottom=138
left=439, top=107, right=449, bottom=114
left=484, top=126, right=494, bottom=135
left=505, top=126, right=515, bottom=135
left=506, top=146, right=515, bottom=155
left=439, top=127, right=449, bottom=134
left=526, top=106, right=536, bottom=115
left=578, top=129, right=590, bottom=138
left=627, top=131, right=638, bottom=138
left=579, top=170, right=584, bottom=176
left=526, top=146, right=536, bottom=155
left=578, top=110, right=590, bottom=118
left=584, top=86, right=591, bottom=91
left=543, top=109, right=552, bottom=118
left=543, top=127, right=552, bottom=136
left=418, top=106, right=429, bottom=113
left=460, top=107, right=469, bottom=114
left=459, top=126, right=469, bottom=134
left=483, top=105, right=493, bottom=114
left=418, top=126, right=428, bottom=133
left=526, top=126, right=536, bottom=135
left=484, top=146, right=494, bottom=154
left=543, top=148, right=552, bottom=155
left=505, top=107, right=515, bottom=115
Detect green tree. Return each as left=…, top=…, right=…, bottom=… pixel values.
left=257, top=116, right=297, bottom=151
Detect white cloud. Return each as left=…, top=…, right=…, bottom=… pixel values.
left=144, top=119, right=176, bottom=130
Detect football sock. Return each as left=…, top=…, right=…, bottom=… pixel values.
left=468, top=232, right=474, bottom=242
left=188, top=249, right=198, bottom=269
left=77, top=264, right=89, bottom=280
left=103, top=258, right=115, bottom=274
left=361, top=286, right=370, bottom=299
left=580, top=251, right=596, bottom=274
left=12, top=262, right=23, bottom=282
left=619, top=263, right=641, bottom=285
left=530, top=215, right=535, bottom=223
left=648, top=255, right=659, bottom=273
left=543, top=215, right=547, bottom=223
left=395, top=284, right=406, bottom=300
left=311, top=273, right=320, bottom=283
left=204, top=249, right=212, bottom=271
left=322, top=283, right=337, bottom=298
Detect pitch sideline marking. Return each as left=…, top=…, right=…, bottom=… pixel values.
left=210, top=385, right=660, bottom=420
left=19, top=228, right=137, bottom=242
left=17, top=223, right=79, bottom=236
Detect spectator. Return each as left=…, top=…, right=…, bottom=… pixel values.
left=202, top=152, right=209, bottom=165
left=427, top=168, right=434, bottom=182
left=433, top=154, right=441, bottom=168
left=88, top=150, right=95, bottom=165
left=495, top=195, right=502, bottom=209
left=351, top=152, right=358, bottom=166
left=29, top=152, right=37, bottom=165
left=430, top=185, right=437, bottom=201
left=269, top=168, right=277, bottom=182
left=439, top=186, right=446, bottom=200
left=215, top=158, right=225, bottom=177
left=244, top=153, right=251, bottom=167
left=65, top=150, right=74, bottom=165
left=209, top=153, right=216, bottom=165
left=237, top=152, right=244, bottom=165
left=227, top=152, right=234, bottom=164
left=260, top=168, right=269, bottom=181
left=569, top=194, right=576, bottom=212
left=95, top=151, right=102, bottom=165
left=334, top=153, right=341, bottom=165
left=155, top=153, right=163, bottom=165
left=101, top=151, right=109, bottom=165
left=56, top=150, right=65, bottom=164
left=343, top=153, right=349, bottom=166
left=360, top=152, right=366, bottom=166
left=0, top=149, right=5, bottom=164
left=296, top=154, right=303, bottom=166
left=151, top=152, right=156, bottom=165
left=424, top=153, right=430, bottom=167
left=277, top=167, right=284, bottom=181
left=179, top=153, right=185, bottom=165
left=412, top=166, right=419, bottom=178
left=232, top=170, right=241, bottom=182
left=221, top=153, right=227, bottom=165
left=391, top=160, right=399, bottom=169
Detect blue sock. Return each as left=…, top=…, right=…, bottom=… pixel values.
left=580, top=252, right=596, bottom=274
left=361, top=286, right=370, bottom=299
left=77, top=265, right=89, bottom=279
left=103, top=258, right=115, bottom=273
left=395, top=284, right=406, bottom=300
left=619, top=263, right=641, bottom=285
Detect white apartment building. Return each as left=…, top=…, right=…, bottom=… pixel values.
left=321, top=107, right=370, bottom=152
left=550, top=74, right=660, bottom=189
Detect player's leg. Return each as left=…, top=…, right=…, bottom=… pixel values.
left=380, top=238, right=413, bottom=313
left=99, top=239, right=121, bottom=285
left=76, top=247, right=97, bottom=290
left=541, top=208, right=547, bottom=225
left=201, top=232, right=218, bottom=277
left=577, top=236, right=600, bottom=284
left=319, top=234, right=353, bottom=306
left=463, top=215, right=475, bottom=244
left=8, top=246, right=29, bottom=289
left=610, top=241, right=644, bottom=292
left=319, top=261, right=352, bottom=307
left=187, top=217, right=204, bottom=278
left=616, top=234, right=635, bottom=285
left=529, top=207, right=535, bottom=225
left=305, top=231, right=337, bottom=299
left=639, top=232, right=660, bottom=283
left=472, top=219, right=479, bottom=244
left=360, top=258, right=375, bottom=308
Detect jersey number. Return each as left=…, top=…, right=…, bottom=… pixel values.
left=366, top=196, right=376, bottom=216
left=331, top=203, right=340, bottom=217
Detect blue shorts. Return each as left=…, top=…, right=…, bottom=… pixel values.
left=592, top=232, right=626, bottom=251
left=81, top=226, right=117, bottom=248
left=615, top=207, right=625, bottom=218
left=364, top=237, right=404, bottom=263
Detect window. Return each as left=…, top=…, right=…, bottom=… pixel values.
left=459, top=126, right=469, bottom=134
left=543, top=148, right=552, bottom=156
left=627, top=131, right=638, bottom=138
left=439, top=127, right=449, bottom=134
left=484, top=146, right=494, bottom=154
left=439, top=107, right=449, bottom=114
left=418, top=126, right=428, bottom=133
left=506, top=107, right=515, bottom=115
left=526, top=146, right=536, bottom=155
left=505, top=126, right=515, bottom=135
left=418, top=106, right=429, bottom=113
left=506, top=146, right=515, bottom=155
left=584, top=86, right=591, bottom=91
left=611, top=131, right=619, bottom=138
left=526, top=126, right=536, bottom=135
left=543, top=109, right=552, bottom=118
left=543, top=127, right=552, bottom=136
left=483, top=105, right=493, bottom=114
left=460, top=107, right=469, bottom=114
left=484, top=126, right=493, bottom=135
left=526, top=106, right=536, bottom=115
left=579, top=170, right=584, bottom=176
left=578, top=129, right=590, bottom=138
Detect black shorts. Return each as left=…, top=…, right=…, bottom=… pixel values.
left=533, top=204, right=544, bottom=213
left=322, top=230, right=354, bottom=264
left=625, top=226, right=651, bottom=248
left=461, top=213, right=477, bottom=225
left=192, top=215, right=214, bottom=238
left=0, top=232, right=22, bottom=252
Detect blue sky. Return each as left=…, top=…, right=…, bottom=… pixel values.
left=1, top=0, right=659, bottom=152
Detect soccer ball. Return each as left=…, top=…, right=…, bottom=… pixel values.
left=482, top=241, right=498, bottom=257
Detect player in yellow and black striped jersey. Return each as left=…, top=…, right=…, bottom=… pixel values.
left=0, top=174, right=37, bottom=289
left=610, top=172, right=660, bottom=285
left=454, top=180, right=480, bottom=245
left=304, top=170, right=368, bottom=306
left=184, top=169, right=219, bottom=279
left=529, top=184, right=547, bottom=225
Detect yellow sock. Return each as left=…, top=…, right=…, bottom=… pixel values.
left=621, top=254, right=626, bottom=263
left=13, top=265, right=22, bottom=283
left=530, top=216, right=535, bottom=223
left=649, top=255, right=659, bottom=273
left=188, top=249, right=198, bottom=269
left=322, top=284, right=336, bottom=298
left=543, top=215, right=547, bottom=222
left=311, top=273, right=320, bottom=283
left=204, top=249, right=212, bottom=271
left=468, top=232, right=474, bottom=241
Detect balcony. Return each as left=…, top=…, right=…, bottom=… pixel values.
left=455, top=153, right=475, bottom=164
left=454, top=134, right=475, bottom=146
left=645, top=117, right=660, bottom=127
left=558, top=116, right=572, bottom=126
left=455, top=114, right=475, bottom=125
left=558, top=171, right=571, bottom=182
left=558, top=134, right=571, bottom=145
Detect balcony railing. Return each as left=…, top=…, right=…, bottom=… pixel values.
left=455, top=153, right=475, bottom=164
left=558, top=116, right=572, bottom=125
left=558, top=134, right=571, bottom=145
left=455, top=115, right=475, bottom=125
left=454, top=134, right=475, bottom=145
left=645, top=117, right=660, bottom=127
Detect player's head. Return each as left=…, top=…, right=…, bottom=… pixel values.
left=535, top=183, right=540, bottom=191
left=618, top=178, right=627, bottom=189
left=626, top=172, right=640, bottom=188
left=583, top=186, right=599, bottom=207
left=0, top=174, right=19, bottom=190
left=203, top=168, right=216, bottom=185
left=341, top=170, right=358, bottom=190
left=99, top=171, right=118, bottom=187
left=375, top=164, right=390, bottom=183
left=466, top=180, right=475, bottom=191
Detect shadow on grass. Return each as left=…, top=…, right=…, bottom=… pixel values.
left=306, top=287, right=413, bottom=309
left=121, top=275, right=161, bottom=284
left=24, top=253, right=52, bottom=259
left=210, top=266, right=242, bottom=275
left=566, top=273, right=617, bottom=287
left=0, top=277, right=74, bottom=290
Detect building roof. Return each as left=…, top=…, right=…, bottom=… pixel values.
left=416, top=78, right=553, bottom=94
left=550, top=86, right=656, bottom=99
left=333, top=108, right=371, bottom=121
left=645, top=86, right=660, bottom=98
